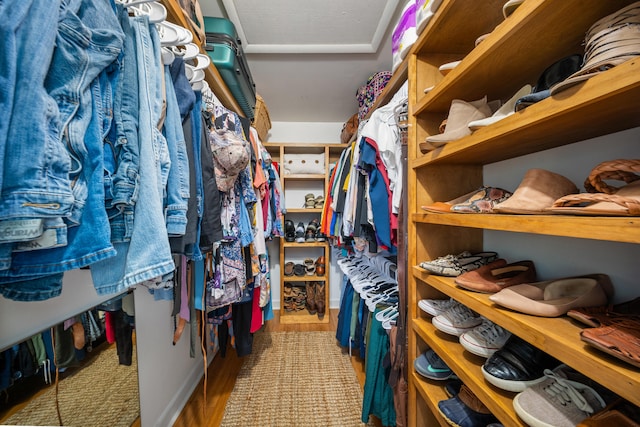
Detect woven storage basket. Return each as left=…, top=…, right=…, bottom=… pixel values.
left=253, top=94, right=271, bottom=142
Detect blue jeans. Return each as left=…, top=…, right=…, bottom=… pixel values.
left=163, top=65, right=190, bottom=236
left=191, top=90, right=204, bottom=261
left=103, top=4, right=141, bottom=243
left=0, top=0, right=71, bottom=234
left=0, top=0, right=123, bottom=298
left=90, top=16, right=174, bottom=295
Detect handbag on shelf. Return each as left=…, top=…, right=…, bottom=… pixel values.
left=340, top=113, right=359, bottom=144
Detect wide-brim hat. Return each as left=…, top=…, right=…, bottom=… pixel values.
left=551, top=3, right=640, bottom=95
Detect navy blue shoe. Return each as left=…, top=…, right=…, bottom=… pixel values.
left=438, top=385, right=498, bottom=427
left=414, top=348, right=453, bottom=380
left=444, top=379, right=463, bottom=397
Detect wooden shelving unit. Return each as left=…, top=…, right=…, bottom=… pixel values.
left=263, top=143, right=347, bottom=324
left=405, top=0, right=640, bottom=425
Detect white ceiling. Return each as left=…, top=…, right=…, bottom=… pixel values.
left=199, top=0, right=405, bottom=123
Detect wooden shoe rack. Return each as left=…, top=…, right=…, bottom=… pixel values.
left=403, top=0, right=640, bottom=425
left=264, top=142, right=347, bottom=324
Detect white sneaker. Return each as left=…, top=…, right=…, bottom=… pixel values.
left=418, top=298, right=458, bottom=317
left=459, top=319, right=511, bottom=358
left=432, top=303, right=482, bottom=336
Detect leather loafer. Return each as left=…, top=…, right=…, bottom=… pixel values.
left=489, top=273, right=614, bottom=317
left=482, top=335, right=560, bottom=392
left=455, top=259, right=537, bottom=293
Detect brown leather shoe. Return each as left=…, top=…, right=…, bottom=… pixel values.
left=578, top=398, right=640, bottom=427
left=580, top=318, right=640, bottom=368
left=455, top=259, right=537, bottom=293
left=567, top=297, right=640, bottom=328
left=315, top=282, right=326, bottom=320
left=305, top=281, right=317, bottom=315
left=315, top=256, right=326, bottom=276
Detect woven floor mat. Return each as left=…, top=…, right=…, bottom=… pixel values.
left=3, top=343, right=139, bottom=427
left=221, top=330, right=375, bottom=427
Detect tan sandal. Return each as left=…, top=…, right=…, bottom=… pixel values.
left=548, top=159, right=640, bottom=216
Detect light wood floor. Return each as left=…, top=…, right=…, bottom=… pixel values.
left=172, top=309, right=382, bottom=427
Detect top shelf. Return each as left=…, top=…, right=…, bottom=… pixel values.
left=411, top=59, right=640, bottom=167
left=162, top=0, right=243, bottom=115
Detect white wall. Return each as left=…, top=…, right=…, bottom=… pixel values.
left=484, top=126, right=640, bottom=304
left=0, top=270, right=123, bottom=352
left=134, top=286, right=206, bottom=427
left=265, top=121, right=346, bottom=309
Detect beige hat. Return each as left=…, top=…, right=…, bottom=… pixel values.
left=209, top=129, right=250, bottom=192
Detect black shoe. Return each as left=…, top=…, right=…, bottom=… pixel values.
left=481, top=335, right=560, bottom=392
left=295, top=222, right=306, bottom=243
left=315, top=229, right=327, bottom=242
left=284, top=220, right=295, bottom=242
left=444, top=379, right=463, bottom=398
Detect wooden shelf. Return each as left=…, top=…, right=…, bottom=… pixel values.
left=412, top=318, right=525, bottom=426
left=282, top=241, right=328, bottom=248
left=411, top=371, right=450, bottom=427
left=285, top=208, right=323, bottom=214
left=279, top=310, right=330, bottom=324
left=162, top=0, right=243, bottom=115
left=412, top=59, right=640, bottom=166
left=281, top=174, right=326, bottom=180
left=412, top=266, right=640, bottom=408
left=283, top=275, right=327, bottom=282
left=412, top=212, right=640, bottom=244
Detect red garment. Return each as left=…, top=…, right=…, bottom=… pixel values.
left=104, top=311, right=116, bottom=344
left=250, top=287, right=263, bottom=333
left=321, top=158, right=339, bottom=235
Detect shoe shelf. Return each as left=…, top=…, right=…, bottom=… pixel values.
left=405, top=0, right=640, bottom=425
left=410, top=371, right=450, bottom=427
left=412, top=317, right=527, bottom=427
left=412, top=59, right=640, bottom=168
left=414, top=0, right=634, bottom=116
left=412, top=212, right=640, bottom=244
left=412, top=265, right=640, bottom=408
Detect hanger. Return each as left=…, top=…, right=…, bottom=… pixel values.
left=375, top=305, right=398, bottom=323
left=116, top=0, right=158, bottom=6
left=172, top=43, right=199, bottom=61
left=188, top=54, right=211, bottom=71
left=129, top=1, right=166, bottom=23
left=161, top=47, right=175, bottom=65
left=157, top=21, right=193, bottom=47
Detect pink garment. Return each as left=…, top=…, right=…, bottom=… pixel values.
left=179, top=255, right=190, bottom=321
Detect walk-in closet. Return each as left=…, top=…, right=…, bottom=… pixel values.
left=2, top=1, right=640, bottom=426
